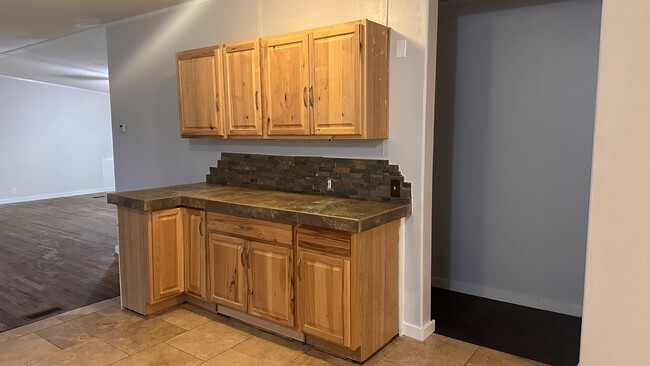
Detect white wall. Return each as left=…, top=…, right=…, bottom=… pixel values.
left=106, top=0, right=434, bottom=337
left=0, top=76, right=114, bottom=203
left=580, top=0, right=650, bottom=363
left=431, top=0, right=601, bottom=316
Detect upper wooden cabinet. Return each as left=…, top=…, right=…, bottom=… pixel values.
left=176, top=46, right=225, bottom=137
left=176, top=19, right=389, bottom=139
left=224, top=39, right=263, bottom=136
left=261, top=20, right=389, bottom=138
left=309, top=24, right=362, bottom=136
left=261, top=34, right=311, bottom=136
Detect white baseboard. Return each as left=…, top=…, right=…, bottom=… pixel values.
left=0, top=188, right=110, bottom=205
left=432, top=276, right=583, bottom=317
left=401, top=319, right=436, bottom=341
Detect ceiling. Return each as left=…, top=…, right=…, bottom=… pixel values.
left=0, top=0, right=195, bottom=93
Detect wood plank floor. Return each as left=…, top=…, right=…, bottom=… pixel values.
left=0, top=194, right=119, bottom=331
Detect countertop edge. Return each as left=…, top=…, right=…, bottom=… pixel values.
left=107, top=187, right=410, bottom=233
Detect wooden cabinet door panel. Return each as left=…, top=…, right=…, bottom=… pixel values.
left=297, top=250, right=351, bottom=347
left=310, top=24, right=362, bottom=136
left=184, top=208, right=206, bottom=299
left=151, top=209, right=185, bottom=303
left=262, top=34, right=310, bottom=136
left=224, top=40, right=262, bottom=136
left=208, top=233, right=247, bottom=312
left=176, top=47, right=224, bottom=136
left=247, top=241, right=294, bottom=327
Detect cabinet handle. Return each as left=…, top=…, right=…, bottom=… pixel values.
left=215, top=93, right=220, bottom=113
left=198, top=217, right=204, bottom=237
left=255, top=91, right=259, bottom=110
left=308, top=85, right=314, bottom=107
left=303, top=86, right=308, bottom=108
left=240, top=247, right=246, bottom=267
left=297, top=258, right=302, bottom=281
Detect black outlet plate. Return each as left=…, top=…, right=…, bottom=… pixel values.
left=390, top=179, right=400, bottom=197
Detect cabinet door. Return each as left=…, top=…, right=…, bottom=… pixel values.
left=224, top=39, right=263, bottom=136
left=183, top=208, right=206, bottom=300
left=151, top=209, right=185, bottom=303
left=208, top=233, right=248, bottom=312
left=261, top=34, right=310, bottom=136
left=176, top=46, right=225, bottom=137
left=247, top=241, right=294, bottom=327
left=310, top=24, right=362, bottom=136
left=297, top=250, right=351, bottom=347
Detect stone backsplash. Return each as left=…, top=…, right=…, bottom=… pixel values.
left=206, top=153, right=411, bottom=204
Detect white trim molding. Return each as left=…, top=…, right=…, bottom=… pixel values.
left=432, top=276, right=583, bottom=317
left=401, top=319, right=436, bottom=341
left=0, top=188, right=110, bottom=205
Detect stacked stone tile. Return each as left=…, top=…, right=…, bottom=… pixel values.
left=206, top=153, right=411, bottom=204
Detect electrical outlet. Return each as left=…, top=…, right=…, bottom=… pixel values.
left=326, top=178, right=334, bottom=191
left=390, top=179, right=400, bottom=197
left=11, top=187, right=17, bottom=195
left=118, top=124, right=127, bottom=133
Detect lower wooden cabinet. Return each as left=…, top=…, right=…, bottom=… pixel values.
left=151, top=208, right=185, bottom=303
left=183, top=208, right=207, bottom=300
left=117, top=207, right=399, bottom=362
left=248, top=241, right=294, bottom=327
left=297, top=250, right=350, bottom=347
left=207, top=213, right=295, bottom=328
left=296, top=222, right=399, bottom=361
left=208, top=233, right=247, bottom=312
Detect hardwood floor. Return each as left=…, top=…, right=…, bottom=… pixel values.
left=432, top=287, right=581, bottom=366
left=0, top=194, right=119, bottom=331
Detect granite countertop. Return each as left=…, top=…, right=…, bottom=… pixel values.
left=107, top=183, right=410, bottom=233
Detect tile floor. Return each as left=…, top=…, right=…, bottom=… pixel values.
left=0, top=297, right=547, bottom=366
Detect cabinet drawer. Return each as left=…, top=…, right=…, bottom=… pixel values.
left=297, top=226, right=351, bottom=256
left=207, top=212, right=292, bottom=246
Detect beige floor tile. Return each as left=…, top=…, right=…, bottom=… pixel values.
left=233, top=331, right=311, bottom=366
left=155, top=305, right=213, bottom=330
left=0, top=317, right=63, bottom=344
left=36, top=312, right=109, bottom=349
left=95, top=317, right=186, bottom=355
left=202, top=349, right=264, bottom=366
left=26, top=337, right=127, bottom=366
left=0, top=333, right=60, bottom=366
left=110, top=342, right=202, bottom=366
left=55, top=299, right=116, bottom=322
left=165, top=321, right=251, bottom=360
left=111, top=296, right=121, bottom=304
left=382, top=334, right=478, bottom=366
left=96, top=304, right=143, bottom=326
left=465, top=347, right=548, bottom=366
left=364, top=338, right=401, bottom=366
left=295, top=349, right=356, bottom=366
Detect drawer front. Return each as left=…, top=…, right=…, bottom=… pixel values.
left=207, top=212, right=292, bottom=246
left=297, top=226, right=351, bottom=256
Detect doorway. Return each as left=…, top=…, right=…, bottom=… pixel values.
left=431, top=0, right=602, bottom=364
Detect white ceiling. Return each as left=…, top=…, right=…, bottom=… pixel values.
left=0, top=0, right=195, bottom=93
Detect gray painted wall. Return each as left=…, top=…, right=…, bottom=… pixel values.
left=432, top=0, right=601, bottom=316
left=0, top=76, right=114, bottom=203
left=106, top=0, right=434, bottom=328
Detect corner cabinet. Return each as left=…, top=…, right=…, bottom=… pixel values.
left=176, top=19, right=389, bottom=139
left=176, top=46, right=226, bottom=137
left=150, top=209, right=185, bottom=303
left=117, top=207, right=205, bottom=314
